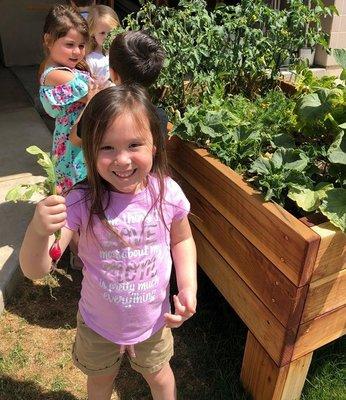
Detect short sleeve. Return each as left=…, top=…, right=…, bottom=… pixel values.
left=65, top=189, right=85, bottom=231
left=165, top=177, right=190, bottom=220
left=40, top=75, right=89, bottom=106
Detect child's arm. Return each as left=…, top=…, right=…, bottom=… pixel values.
left=44, top=69, right=98, bottom=105
left=69, top=102, right=85, bottom=147
left=44, top=69, right=75, bottom=86
left=19, top=195, right=73, bottom=280
left=69, top=81, right=100, bottom=147
left=165, top=216, right=197, bottom=328
left=79, top=79, right=100, bottom=104
left=70, top=123, right=82, bottom=147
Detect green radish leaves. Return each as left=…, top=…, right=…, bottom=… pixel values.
left=5, top=146, right=57, bottom=202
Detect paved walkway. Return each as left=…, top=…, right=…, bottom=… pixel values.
left=0, top=66, right=52, bottom=314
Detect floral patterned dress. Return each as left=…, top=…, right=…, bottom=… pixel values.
left=40, top=66, right=90, bottom=192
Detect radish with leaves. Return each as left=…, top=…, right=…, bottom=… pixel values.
left=6, top=146, right=69, bottom=274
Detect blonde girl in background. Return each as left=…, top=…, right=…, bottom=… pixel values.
left=20, top=84, right=197, bottom=400
left=86, top=5, right=121, bottom=88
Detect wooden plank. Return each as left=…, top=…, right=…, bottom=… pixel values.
left=301, top=269, right=346, bottom=323
left=241, top=331, right=288, bottom=400
left=168, top=136, right=320, bottom=286
left=241, top=331, right=312, bottom=400
left=177, top=171, right=307, bottom=328
left=310, top=222, right=346, bottom=282
left=191, top=226, right=294, bottom=365
left=292, top=306, right=346, bottom=360
left=280, top=352, right=313, bottom=400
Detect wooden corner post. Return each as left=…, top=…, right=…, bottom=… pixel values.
left=241, top=332, right=313, bottom=400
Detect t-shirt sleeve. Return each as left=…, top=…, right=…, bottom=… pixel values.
left=65, top=189, right=84, bottom=231
left=166, top=177, right=190, bottom=220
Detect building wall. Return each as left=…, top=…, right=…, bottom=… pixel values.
left=315, top=0, right=346, bottom=68
left=0, top=0, right=65, bottom=67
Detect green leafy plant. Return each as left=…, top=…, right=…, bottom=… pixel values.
left=249, top=148, right=312, bottom=203
left=173, top=77, right=346, bottom=230
left=295, top=71, right=346, bottom=165
left=6, top=146, right=57, bottom=202
left=287, top=0, right=336, bottom=50
left=173, top=88, right=297, bottom=171
left=5, top=146, right=71, bottom=282
left=287, top=183, right=345, bottom=231
left=105, top=0, right=335, bottom=110
left=334, top=48, right=346, bottom=81
left=103, top=1, right=344, bottom=231
left=291, top=60, right=337, bottom=94
left=250, top=71, right=346, bottom=230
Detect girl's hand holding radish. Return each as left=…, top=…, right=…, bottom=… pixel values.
left=32, top=193, right=66, bottom=267
left=32, top=193, right=66, bottom=239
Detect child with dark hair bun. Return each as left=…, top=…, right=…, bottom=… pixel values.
left=108, top=30, right=168, bottom=136
left=72, top=30, right=169, bottom=147
left=109, top=30, right=165, bottom=87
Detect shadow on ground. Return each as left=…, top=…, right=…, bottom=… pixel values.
left=0, top=375, right=79, bottom=400
left=4, top=255, right=81, bottom=330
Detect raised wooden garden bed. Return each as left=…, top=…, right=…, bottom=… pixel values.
left=167, top=136, right=346, bottom=400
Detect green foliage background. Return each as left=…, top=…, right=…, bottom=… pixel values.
left=104, top=0, right=346, bottom=230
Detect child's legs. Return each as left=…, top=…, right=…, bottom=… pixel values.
left=142, top=363, right=177, bottom=400
left=72, top=311, right=123, bottom=400
left=87, top=373, right=117, bottom=400
left=129, top=326, right=175, bottom=399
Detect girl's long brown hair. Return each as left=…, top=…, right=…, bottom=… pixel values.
left=39, top=4, right=90, bottom=79
left=80, top=84, right=169, bottom=243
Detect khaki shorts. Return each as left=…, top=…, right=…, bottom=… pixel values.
left=72, top=311, right=174, bottom=376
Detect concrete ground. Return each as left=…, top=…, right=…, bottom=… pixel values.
left=0, top=65, right=52, bottom=314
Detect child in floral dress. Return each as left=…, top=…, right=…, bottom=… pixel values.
left=40, top=4, right=93, bottom=192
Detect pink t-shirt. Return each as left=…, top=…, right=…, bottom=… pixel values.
left=65, top=175, right=190, bottom=345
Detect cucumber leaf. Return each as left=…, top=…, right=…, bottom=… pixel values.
left=333, top=49, right=346, bottom=69
left=328, top=131, right=346, bottom=165
left=320, top=188, right=346, bottom=232
left=288, top=183, right=333, bottom=212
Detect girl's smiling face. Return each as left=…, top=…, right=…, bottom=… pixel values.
left=47, top=28, right=86, bottom=69
left=97, top=112, right=156, bottom=194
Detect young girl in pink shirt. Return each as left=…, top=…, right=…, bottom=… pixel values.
left=20, top=84, right=197, bottom=400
